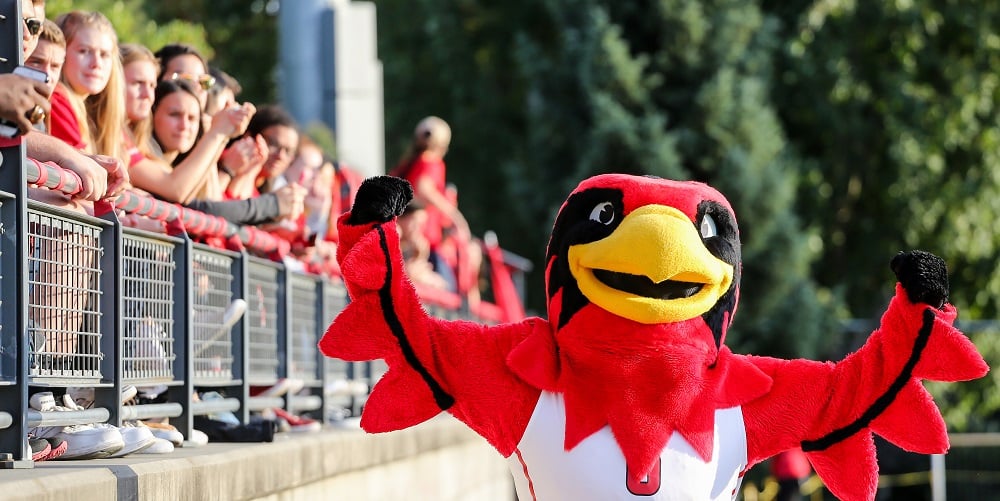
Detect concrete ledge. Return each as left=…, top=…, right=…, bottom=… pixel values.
left=1, top=417, right=513, bottom=500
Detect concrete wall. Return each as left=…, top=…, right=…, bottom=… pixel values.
left=0, top=417, right=514, bottom=501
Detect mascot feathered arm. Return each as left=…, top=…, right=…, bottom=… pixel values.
left=319, top=177, right=540, bottom=454
left=742, top=251, right=988, bottom=501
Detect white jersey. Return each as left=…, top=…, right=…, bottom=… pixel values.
left=507, top=391, right=747, bottom=501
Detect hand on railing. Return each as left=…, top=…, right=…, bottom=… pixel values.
left=25, top=158, right=290, bottom=256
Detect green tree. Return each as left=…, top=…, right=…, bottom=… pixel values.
left=141, top=0, right=280, bottom=105
left=764, top=0, right=1000, bottom=433
left=765, top=0, right=1000, bottom=320
left=45, top=0, right=211, bottom=57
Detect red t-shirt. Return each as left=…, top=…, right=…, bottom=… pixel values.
left=122, top=131, right=144, bottom=169
left=49, top=84, right=87, bottom=150
left=397, top=152, right=446, bottom=247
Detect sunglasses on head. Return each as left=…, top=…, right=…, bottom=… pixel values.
left=23, top=17, right=42, bottom=37
left=169, top=72, right=216, bottom=91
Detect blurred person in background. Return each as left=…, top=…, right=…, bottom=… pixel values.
left=391, top=116, right=481, bottom=304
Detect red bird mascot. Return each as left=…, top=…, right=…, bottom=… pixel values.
left=320, top=174, right=987, bottom=500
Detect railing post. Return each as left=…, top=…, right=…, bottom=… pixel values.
left=0, top=0, right=31, bottom=468
left=274, top=266, right=292, bottom=396
left=97, top=210, right=122, bottom=426
left=312, top=277, right=325, bottom=419
left=231, top=250, right=249, bottom=424
left=930, top=453, right=946, bottom=501
left=168, top=233, right=195, bottom=441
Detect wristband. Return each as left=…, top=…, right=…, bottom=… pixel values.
left=219, top=163, right=236, bottom=178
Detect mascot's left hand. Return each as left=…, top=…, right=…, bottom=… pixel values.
left=891, top=250, right=948, bottom=309
left=347, top=176, right=413, bottom=225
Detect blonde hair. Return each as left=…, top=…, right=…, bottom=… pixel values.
left=120, top=42, right=159, bottom=157
left=392, top=116, right=452, bottom=178
left=414, top=116, right=451, bottom=152
left=55, top=11, right=126, bottom=162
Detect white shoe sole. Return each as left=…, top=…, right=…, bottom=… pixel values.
left=138, top=438, right=174, bottom=454
left=108, top=438, right=157, bottom=458
left=61, top=439, right=126, bottom=460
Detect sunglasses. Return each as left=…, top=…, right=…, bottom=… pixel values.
left=169, top=72, right=216, bottom=91
left=23, top=17, right=42, bottom=37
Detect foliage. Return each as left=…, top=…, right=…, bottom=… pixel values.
left=303, top=120, right=338, bottom=160
left=44, top=0, right=211, bottom=58
left=765, top=0, right=1000, bottom=320
left=45, top=0, right=278, bottom=106
left=927, top=325, right=1000, bottom=432
left=140, top=0, right=280, bottom=105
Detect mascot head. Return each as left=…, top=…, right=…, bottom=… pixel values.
left=544, top=174, right=742, bottom=351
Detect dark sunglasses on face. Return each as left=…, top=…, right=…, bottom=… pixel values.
left=23, top=17, right=42, bottom=37
left=169, top=72, right=216, bottom=91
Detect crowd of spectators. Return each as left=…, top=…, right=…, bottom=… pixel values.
left=2, top=0, right=488, bottom=461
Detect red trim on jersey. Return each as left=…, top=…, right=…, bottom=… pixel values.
left=514, top=448, right=538, bottom=501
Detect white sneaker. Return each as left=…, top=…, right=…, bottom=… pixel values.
left=107, top=424, right=157, bottom=458
left=66, top=385, right=139, bottom=409
left=45, top=424, right=125, bottom=459
left=138, top=437, right=174, bottom=454
left=183, top=429, right=209, bottom=448
left=29, top=392, right=125, bottom=459
left=57, top=395, right=156, bottom=458
left=143, top=422, right=184, bottom=447
left=29, top=392, right=57, bottom=412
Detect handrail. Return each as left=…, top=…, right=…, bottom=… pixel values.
left=25, top=158, right=290, bottom=256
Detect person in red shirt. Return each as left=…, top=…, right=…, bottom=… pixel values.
left=51, top=10, right=126, bottom=160
left=771, top=448, right=812, bottom=501
left=391, top=116, right=481, bottom=303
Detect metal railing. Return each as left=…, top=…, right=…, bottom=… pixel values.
left=0, top=135, right=527, bottom=468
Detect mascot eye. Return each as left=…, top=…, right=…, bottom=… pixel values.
left=700, top=214, right=718, bottom=238
left=589, top=202, right=615, bottom=225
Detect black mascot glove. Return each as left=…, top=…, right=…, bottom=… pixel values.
left=347, top=176, right=414, bottom=225
left=890, top=250, right=949, bottom=309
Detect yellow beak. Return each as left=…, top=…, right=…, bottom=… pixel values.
left=568, top=205, right=734, bottom=324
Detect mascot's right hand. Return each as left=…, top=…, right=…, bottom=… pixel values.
left=347, top=176, right=414, bottom=225
left=890, top=250, right=949, bottom=309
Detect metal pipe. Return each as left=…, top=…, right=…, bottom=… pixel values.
left=189, top=398, right=241, bottom=417
left=26, top=408, right=111, bottom=428
left=119, top=403, right=184, bottom=421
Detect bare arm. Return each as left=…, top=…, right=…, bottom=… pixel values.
left=128, top=130, right=229, bottom=204
left=131, top=105, right=254, bottom=204
left=413, top=175, right=470, bottom=239
left=25, top=131, right=107, bottom=201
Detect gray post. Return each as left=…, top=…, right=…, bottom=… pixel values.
left=0, top=0, right=32, bottom=468
left=930, top=453, right=946, bottom=501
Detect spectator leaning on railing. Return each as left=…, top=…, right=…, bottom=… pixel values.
left=270, top=136, right=341, bottom=275
left=121, top=43, right=301, bottom=227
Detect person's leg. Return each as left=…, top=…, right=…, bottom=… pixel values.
left=429, top=248, right=458, bottom=293
left=27, top=189, right=99, bottom=363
